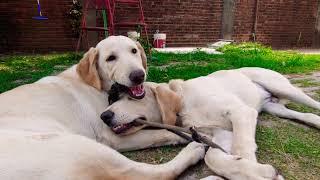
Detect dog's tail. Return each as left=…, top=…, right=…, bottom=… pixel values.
left=169, top=79, right=184, bottom=97
left=238, top=67, right=320, bottom=110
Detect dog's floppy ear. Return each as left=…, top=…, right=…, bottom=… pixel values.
left=76, top=47, right=102, bottom=90
left=136, top=42, right=147, bottom=70
left=152, top=86, right=182, bottom=126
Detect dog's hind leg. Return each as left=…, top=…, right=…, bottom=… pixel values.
left=264, top=84, right=320, bottom=110
left=239, top=68, right=320, bottom=110
left=262, top=102, right=320, bottom=129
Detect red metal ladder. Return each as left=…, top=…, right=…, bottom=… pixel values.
left=111, top=0, right=148, bottom=40
left=77, top=0, right=148, bottom=51
left=77, top=0, right=113, bottom=51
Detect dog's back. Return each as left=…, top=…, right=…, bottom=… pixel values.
left=170, top=69, right=268, bottom=111
left=0, top=67, right=107, bottom=135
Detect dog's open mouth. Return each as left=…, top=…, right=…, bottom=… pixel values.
left=127, top=84, right=145, bottom=99
left=108, top=83, right=146, bottom=105
left=111, top=120, right=143, bottom=134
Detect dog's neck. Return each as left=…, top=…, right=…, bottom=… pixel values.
left=59, top=65, right=113, bottom=93
left=101, top=77, right=113, bottom=92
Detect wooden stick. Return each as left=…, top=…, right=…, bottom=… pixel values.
left=135, top=119, right=227, bottom=153
left=189, top=127, right=227, bottom=153
left=135, top=119, right=193, bottom=141
left=135, top=119, right=191, bottom=134
left=167, top=129, right=193, bottom=142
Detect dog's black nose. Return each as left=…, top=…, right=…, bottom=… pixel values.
left=129, top=70, right=145, bottom=85
left=100, top=110, right=114, bottom=126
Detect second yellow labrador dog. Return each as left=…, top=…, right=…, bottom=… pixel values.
left=0, top=36, right=204, bottom=180
left=102, top=67, right=320, bottom=180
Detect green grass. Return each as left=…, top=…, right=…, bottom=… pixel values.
left=1, top=43, right=320, bottom=179
left=1, top=43, right=320, bottom=92
left=147, top=43, right=320, bottom=83
left=0, top=53, right=82, bottom=93
left=258, top=112, right=320, bottom=180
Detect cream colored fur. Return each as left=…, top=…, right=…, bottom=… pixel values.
left=0, top=36, right=204, bottom=180
left=106, top=67, right=320, bottom=180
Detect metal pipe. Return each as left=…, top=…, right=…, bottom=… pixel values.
left=253, top=0, right=259, bottom=41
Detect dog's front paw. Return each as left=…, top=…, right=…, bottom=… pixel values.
left=185, top=142, right=206, bottom=163
left=182, top=142, right=206, bottom=164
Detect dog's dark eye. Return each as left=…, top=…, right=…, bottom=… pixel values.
left=132, top=48, right=137, bottom=54
left=107, top=55, right=116, bottom=61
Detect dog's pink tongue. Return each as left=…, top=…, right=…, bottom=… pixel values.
left=129, top=85, right=144, bottom=97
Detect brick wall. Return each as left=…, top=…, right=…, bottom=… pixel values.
left=233, top=0, right=256, bottom=42
left=143, top=0, right=223, bottom=47
left=113, top=0, right=223, bottom=47
left=233, top=0, right=318, bottom=48
left=0, top=0, right=76, bottom=53
left=0, top=0, right=319, bottom=53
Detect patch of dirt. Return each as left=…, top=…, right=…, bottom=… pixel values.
left=258, top=113, right=315, bottom=131
left=287, top=73, right=320, bottom=97
left=288, top=72, right=320, bottom=83
left=54, top=65, right=69, bottom=69
left=13, top=78, right=32, bottom=85
left=52, top=65, right=69, bottom=75
left=152, top=61, right=209, bottom=70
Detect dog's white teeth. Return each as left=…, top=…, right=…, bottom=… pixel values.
left=113, top=124, right=128, bottom=131
left=112, top=123, right=133, bottom=133
left=135, top=91, right=143, bottom=96
left=130, top=85, right=144, bottom=97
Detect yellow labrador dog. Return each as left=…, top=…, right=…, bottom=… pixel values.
left=102, top=67, right=320, bottom=180
left=0, top=36, right=205, bottom=180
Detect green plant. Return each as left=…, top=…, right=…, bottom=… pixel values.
left=136, top=37, right=152, bottom=61
left=135, top=25, right=152, bottom=59
left=68, top=0, right=82, bottom=37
